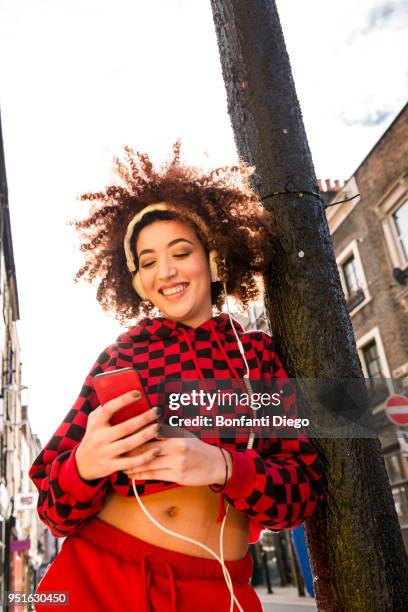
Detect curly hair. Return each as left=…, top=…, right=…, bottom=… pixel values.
left=71, top=141, right=275, bottom=325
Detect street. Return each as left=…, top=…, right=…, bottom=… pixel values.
left=262, top=604, right=317, bottom=612
left=256, top=586, right=317, bottom=612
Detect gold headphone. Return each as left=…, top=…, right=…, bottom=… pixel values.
left=123, top=202, right=221, bottom=301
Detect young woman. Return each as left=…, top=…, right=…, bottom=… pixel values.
left=30, top=144, right=324, bottom=611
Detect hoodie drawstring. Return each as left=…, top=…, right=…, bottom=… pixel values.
left=164, top=561, right=178, bottom=612
left=209, top=324, right=246, bottom=379
left=179, top=325, right=246, bottom=382
left=179, top=329, right=205, bottom=380
left=141, top=557, right=177, bottom=612
left=141, top=557, right=152, bottom=612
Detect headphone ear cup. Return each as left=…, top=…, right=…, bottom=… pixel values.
left=209, top=249, right=220, bottom=283
left=132, top=272, right=148, bottom=300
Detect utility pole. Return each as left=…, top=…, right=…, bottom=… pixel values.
left=210, top=1, right=408, bottom=610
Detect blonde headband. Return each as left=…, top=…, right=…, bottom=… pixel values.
left=124, top=202, right=169, bottom=273
left=123, top=201, right=213, bottom=274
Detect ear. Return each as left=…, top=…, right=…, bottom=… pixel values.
left=132, top=272, right=148, bottom=300
left=209, top=249, right=220, bottom=283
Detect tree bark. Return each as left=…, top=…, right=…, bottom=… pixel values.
left=210, top=1, right=408, bottom=610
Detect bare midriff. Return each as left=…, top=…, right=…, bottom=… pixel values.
left=97, top=486, right=249, bottom=561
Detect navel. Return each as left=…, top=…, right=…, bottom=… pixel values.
left=165, top=505, right=178, bottom=518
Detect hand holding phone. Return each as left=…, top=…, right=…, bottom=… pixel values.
left=93, top=367, right=151, bottom=425
left=75, top=373, right=158, bottom=481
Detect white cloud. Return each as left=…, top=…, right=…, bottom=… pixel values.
left=276, top=0, right=407, bottom=178
left=353, top=0, right=408, bottom=35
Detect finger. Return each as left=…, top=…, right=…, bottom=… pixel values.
left=123, top=454, right=168, bottom=475
left=96, top=390, right=144, bottom=424
left=106, top=406, right=158, bottom=441
left=156, top=423, right=194, bottom=440
left=110, top=422, right=158, bottom=455
left=123, top=442, right=153, bottom=459
left=127, top=469, right=172, bottom=481
left=113, top=446, right=165, bottom=472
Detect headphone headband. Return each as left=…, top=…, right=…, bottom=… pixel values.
left=123, top=201, right=213, bottom=273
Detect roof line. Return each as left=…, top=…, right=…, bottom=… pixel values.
left=347, top=101, right=408, bottom=180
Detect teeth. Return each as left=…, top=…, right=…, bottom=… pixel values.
left=161, top=283, right=188, bottom=296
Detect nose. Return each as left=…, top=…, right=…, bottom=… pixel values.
left=157, top=255, right=178, bottom=280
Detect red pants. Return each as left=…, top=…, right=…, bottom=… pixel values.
left=35, top=518, right=262, bottom=611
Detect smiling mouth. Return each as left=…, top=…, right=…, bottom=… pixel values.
left=160, top=283, right=189, bottom=297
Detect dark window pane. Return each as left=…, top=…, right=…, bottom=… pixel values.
left=362, top=339, right=389, bottom=405
left=385, top=454, right=404, bottom=484
left=342, top=255, right=360, bottom=295
left=393, top=200, right=408, bottom=262
left=363, top=340, right=382, bottom=379
left=392, top=483, right=408, bottom=527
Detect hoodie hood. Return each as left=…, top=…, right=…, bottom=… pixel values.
left=124, top=313, right=247, bottom=381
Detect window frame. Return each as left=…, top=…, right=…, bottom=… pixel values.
left=376, top=171, right=408, bottom=272
left=390, top=199, right=408, bottom=267
left=356, top=327, right=394, bottom=410
left=337, top=239, right=371, bottom=316
left=362, top=339, right=382, bottom=379
left=384, top=451, right=408, bottom=485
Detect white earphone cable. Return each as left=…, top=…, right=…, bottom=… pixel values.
left=131, top=479, right=244, bottom=612
left=128, top=279, right=255, bottom=612
left=222, top=282, right=255, bottom=450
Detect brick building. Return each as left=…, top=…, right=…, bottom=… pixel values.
left=325, top=102, right=408, bottom=549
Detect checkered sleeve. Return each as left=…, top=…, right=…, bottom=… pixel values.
left=222, top=334, right=324, bottom=532
left=29, top=343, right=119, bottom=537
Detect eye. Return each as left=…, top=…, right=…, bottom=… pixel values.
left=140, top=260, right=155, bottom=269
left=139, top=251, right=191, bottom=269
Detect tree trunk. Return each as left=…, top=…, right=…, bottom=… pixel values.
left=210, top=1, right=408, bottom=610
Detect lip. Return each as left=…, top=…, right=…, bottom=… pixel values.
left=159, top=282, right=189, bottom=299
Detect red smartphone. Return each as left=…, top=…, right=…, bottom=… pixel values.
left=93, top=367, right=151, bottom=426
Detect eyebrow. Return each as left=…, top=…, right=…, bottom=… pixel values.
left=138, top=238, right=194, bottom=258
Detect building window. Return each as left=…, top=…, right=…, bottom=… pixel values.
left=362, top=340, right=382, bottom=379
left=376, top=172, right=408, bottom=279
left=392, top=199, right=408, bottom=264
left=337, top=240, right=370, bottom=315
left=385, top=453, right=408, bottom=484
left=343, top=255, right=360, bottom=294
left=392, top=484, right=408, bottom=527
left=358, top=333, right=390, bottom=406
left=341, top=254, right=365, bottom=311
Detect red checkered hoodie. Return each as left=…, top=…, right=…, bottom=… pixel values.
left=29, top=313, right=324, bottom=543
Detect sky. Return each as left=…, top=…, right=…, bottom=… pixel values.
left=0, top=0, right=407, bottom=445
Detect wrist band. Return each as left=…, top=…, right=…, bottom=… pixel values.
left=209, top=447, right=229, bottom=493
